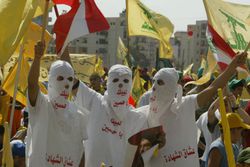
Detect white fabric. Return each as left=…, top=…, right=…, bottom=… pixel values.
left=75, top=81, right=147, bottom=167
left=138, top=90, right=151, bottom=107
left=48, top=60, right=74, bottom=111
left=105, top=64, right=132, bottom=121
left=148, top=68, right=181, bottom=127
left=196, top=112, right=213, bottom=161
left=135, top=95, right=199, bottom=167
left=26, top=91, right=88, bottom=167
left=60, top=2, right=89, bottom=55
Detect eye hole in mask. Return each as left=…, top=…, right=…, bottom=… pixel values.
left=156, top=79, right=165, bottom=86
left=68, top=77, right=73, bottom=82
left=123, top=79, right=129, bottom=83
left=113, top=78, right=119, bottom=83
left=57, top=76, right=64, bottom=81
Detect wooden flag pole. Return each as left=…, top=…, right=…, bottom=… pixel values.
left=41, top=0, right=50, bottom=41
left=9, top=41, right=25, bottom=136
left=54, top=5, right=59, bottom=18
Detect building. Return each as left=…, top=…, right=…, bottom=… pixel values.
left=46, top=10, right=160, bottom=69
left=174, top=20, right=208, bottom=72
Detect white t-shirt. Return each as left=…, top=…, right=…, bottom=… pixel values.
left=136, top=94, right=199, bottom=167
left=75, top=82, right=147, bottom=167
left=196, top=112, right=213, bottom=161
left=26, top=91, right=88, bottom=167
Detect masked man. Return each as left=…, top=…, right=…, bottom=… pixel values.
left=26, top=41, right=88, bottom=166
left=134, top=52, right=247, bottom=167
left=72, top=64, right=161, bottom=167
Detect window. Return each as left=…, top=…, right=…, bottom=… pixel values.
left=99, top=48, right=107, bottom=54
left=99, top=39, right=108, bottom=44
left=80, top=47, right=87, bottom=52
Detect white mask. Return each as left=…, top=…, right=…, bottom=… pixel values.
left=149, top=68, right=179, bottom=126
left=48, top=60, right=74, bottom=110
left=105, top=65, right=132, bottom=121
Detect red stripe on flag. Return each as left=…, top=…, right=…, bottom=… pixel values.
left=85, top=0, right=110, bottom=33
left=207, top=24, right=235, bottom=59
left=53, top=1, right=80, bottom=54
left=53, top=0, right=75, bottom=6
left=207, top=23, right=247, bottom=71
left=85, top=0, right=109, bottom=32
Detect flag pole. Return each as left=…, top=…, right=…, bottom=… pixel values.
left=54, top=5, right=59, bottom=18
left=41, top=0, right=50, bottom=41
left=218, top=88, right=236, bottom=167
left=9, top=41, right=25, bottom=136
left=125, top=0, right=131, bottom=68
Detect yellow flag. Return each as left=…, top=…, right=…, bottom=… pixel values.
left=94, top=57, right=105, bottom=77
left=200, top=57, right=207, bottom=71
left=183, top=63, right=193, bottom=76
left=34, top=0, right=54, bottom=18
left=0, top=0, right=38, bottom=66
left=39, top=54, right=97, bottom=84
left=0, top=94, right=10, bottom=125
left=127, top=0, right=174, bottom=58
left=185, top=48, right=218, bottom=86
left=203, top=0, right=250, bottom=55
left=2, top=56, right=30, bottom=106
left=117, top=37, right=129, bottom=66
left=218, top=89, right=236, bottom=167
left=2, top=122, right=14, bottom=167
left=15, top=22, right=52, bottom=59
left=132, top=68, right=146, bottom=103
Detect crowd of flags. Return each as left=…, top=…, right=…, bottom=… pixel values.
left=0, top=0, right=250, bottom=166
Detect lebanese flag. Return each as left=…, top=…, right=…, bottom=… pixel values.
left=53, top=0, right=110, bottom=55
left=207, top=23, right=247, bottom=71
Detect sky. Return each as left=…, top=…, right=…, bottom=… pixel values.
left=52, top=0, right=250, bottom=32
left=94, top=0, right=250, bottom=32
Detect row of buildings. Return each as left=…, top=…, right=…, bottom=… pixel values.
left=45, top=10, right=209, bottom=72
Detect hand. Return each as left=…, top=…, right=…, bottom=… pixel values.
left=34, top=41, right=45, bottom=59
left=230, top=52, right=247, bottom=68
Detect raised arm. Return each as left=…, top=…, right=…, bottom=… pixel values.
left=28, top=41, right=45, bottom=106
left=197, top=52, right=247, bottom=108
left=207, top=98, right=220, bottom=133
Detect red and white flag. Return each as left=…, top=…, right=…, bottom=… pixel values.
left=203, top=0, right=249, bottom=72
left=53, top=0, right=110, bottom=55
left=207, top=24, right=247, bottom=71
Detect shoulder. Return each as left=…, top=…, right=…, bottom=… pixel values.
left=133, top=105, right=149, bottom=114
left=209, top=139, right=224, bottom=152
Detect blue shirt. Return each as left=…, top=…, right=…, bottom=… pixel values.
left=205, top=138, right=239, bottom=167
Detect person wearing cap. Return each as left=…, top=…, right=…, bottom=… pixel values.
left=11, top=139, right=26, bottom=167
left=206, top=113, right=250, bottom=167
left=228, top=79, right=245, bottom=99
left=237, top=147, right=250, bottom=167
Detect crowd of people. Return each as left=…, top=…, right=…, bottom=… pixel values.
left=0, top=41, right=250, bottom=167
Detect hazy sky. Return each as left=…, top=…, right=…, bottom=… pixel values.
left=51, top=0, right=250, bottom=32
left=94, top=0, right=250, bottom=32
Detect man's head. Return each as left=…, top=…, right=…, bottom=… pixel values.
left=89, top=72, right=102, bottom=91
left=106, top=64, right=132, bottom=120
left=11, top=140, right=25, bottom=167
left=219, top=113, right=250, bottom=143
left=150, top=68, right=179, bottom=109
left=228, top=79, right=245, bottom=98
left=48, top=60, right=74, bottom=109
left=237, top=147, right=250, bottom=167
